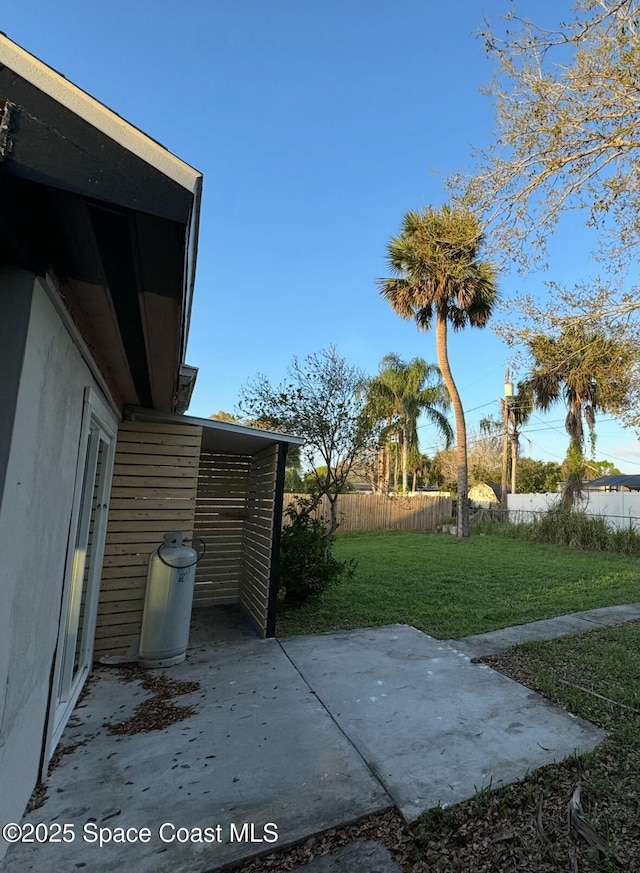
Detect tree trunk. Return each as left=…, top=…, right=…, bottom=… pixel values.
left=385, top=419, right=392, bottom=492
left=562, top=400, right=585, bottom=508
left=393, top=443, right=399, bottom=490
left=510, top=433, right=518, bottom=495
left=401, top=423, right=408, bottom=493
left=376, top=446, right=385, bottom=493
left=412, top=471, right=417, bottom=493
left=327, top=492, right=339, bottom=541
left=435, top=314, right=469, bottom=538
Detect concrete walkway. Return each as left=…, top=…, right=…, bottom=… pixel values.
left=448, top=602, right=640, bottom=659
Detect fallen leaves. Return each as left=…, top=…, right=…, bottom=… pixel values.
left=105, top=667, right=200, bottom=735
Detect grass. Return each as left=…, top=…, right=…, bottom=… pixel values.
left=413, top=621, right=640, bottom=872
left=276, top=531, right=639, bottom=639
left=473, top=506, right=640, bottom=556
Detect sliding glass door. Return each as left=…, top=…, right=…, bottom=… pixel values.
left=50, top=390, right=116, bottom=753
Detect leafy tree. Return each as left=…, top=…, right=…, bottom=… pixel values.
left=516, top=457, right=562, bottom=494
left=453, top=2, right=640, bottom=433
left=586, top=459, right=623, bottom=477
left=365, top=354, right=452, bottom=493
left=493, top=281, right=640, bottom=435
left=208, top=409, right=238, bottom=423
left=284, top=468, right=304, bottom=493
left=239, top=346, right=378, bottom=537
left=408, top=449, right=434, bottom=493
left=379, top=205, right=498, bottom=537
left=523, top=325, right=633, bottom=502
left=457, top=0, right=640, bottom=274
left=210, top=409, right=303, bottom=486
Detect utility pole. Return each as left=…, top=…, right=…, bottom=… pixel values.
left=510, top=428, right=518, bottom=496
left=501, top=368, right=513, bottom=512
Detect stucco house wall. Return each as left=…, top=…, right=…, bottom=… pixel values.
left=0, top=271, right=116, bottom=849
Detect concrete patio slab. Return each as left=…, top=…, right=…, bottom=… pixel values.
left=1, top=637, right=390, bottom=873
left=282, top=625, right=605, bottom=822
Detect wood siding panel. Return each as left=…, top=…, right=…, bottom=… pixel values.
left=95, top=420, right=202, bottom=657
left=240, top=445, right=278, bottom=636
left=192, top=451, right=251, bottom=607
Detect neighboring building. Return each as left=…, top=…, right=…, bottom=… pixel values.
left=583, top=475, right=640, bottom=492
left=0, top=35, right=302, bottom=856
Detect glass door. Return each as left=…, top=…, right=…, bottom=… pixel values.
left=50, top=391, right=115, bottom=752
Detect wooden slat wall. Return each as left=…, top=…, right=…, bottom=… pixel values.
left=240, top=444, right=278, bottom=636
left=282, top=493, right=453, bottom=532
left=94, top=420, right=202, bottom=657
left=192, top=451, right=251, bottom=606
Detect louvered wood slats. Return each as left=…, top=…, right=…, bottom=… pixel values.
left=94, top=421, right=202, bottom=657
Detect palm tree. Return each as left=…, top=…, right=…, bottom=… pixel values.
left=366, top=354, right=453, bottom=492
left=408, top=449, right=433, bottom=494
left=379, top=206, right=498, bottom=537
left=506, top=383, right=534, bottom=495
left=524, top=325, right=633, bottom=504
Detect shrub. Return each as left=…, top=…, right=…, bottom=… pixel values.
left=278, top=500, right=356, bottom=605
left=471, top=505, right=640, bottom=556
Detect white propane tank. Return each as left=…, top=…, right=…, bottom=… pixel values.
left=139, top=532, right=198, bottom=668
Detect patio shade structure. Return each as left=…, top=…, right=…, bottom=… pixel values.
left=95, top=411, right=303, bottom=657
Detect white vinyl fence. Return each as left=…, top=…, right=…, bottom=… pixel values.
left=507, top=492, right=640, bottom=531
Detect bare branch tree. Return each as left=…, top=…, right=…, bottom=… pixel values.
left=238, top=347, right=379, bottom=536
left=452, top=0, right=640, bottom=273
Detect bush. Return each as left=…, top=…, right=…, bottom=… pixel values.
left=278, top=501, right=356, bottom=605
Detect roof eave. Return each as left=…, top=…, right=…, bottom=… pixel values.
left=0, top=33, right=201, bottom=194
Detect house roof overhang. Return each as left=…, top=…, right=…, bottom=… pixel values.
left=125, top=406, right=305, bottom=456
left=0, top=34, right=202, bottom=413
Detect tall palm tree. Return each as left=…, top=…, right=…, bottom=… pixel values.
left=524, top=325, right=633, bottom=504
left=506, top=383, right=534, bottom=495
left=379, top=206, right=498, bottom=537
left=367, top=354, right=453, bottom=492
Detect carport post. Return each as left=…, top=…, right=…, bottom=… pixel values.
left=266, top=442, right=288, bottom=638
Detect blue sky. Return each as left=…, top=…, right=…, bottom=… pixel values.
left=5, top=0, right=639, bottom=471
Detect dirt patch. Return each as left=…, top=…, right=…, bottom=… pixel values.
left=229, top=809, right=415, bottom=873
left=105, top=666, right=200, bottom=735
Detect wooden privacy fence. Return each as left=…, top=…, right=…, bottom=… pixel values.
left=283, top=493, right=452, bottom=532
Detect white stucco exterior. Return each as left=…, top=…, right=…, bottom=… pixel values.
left=0, top=275, right=116, bottom=857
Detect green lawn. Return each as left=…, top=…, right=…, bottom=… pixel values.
left=276, top=531, right=639, bottom=639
